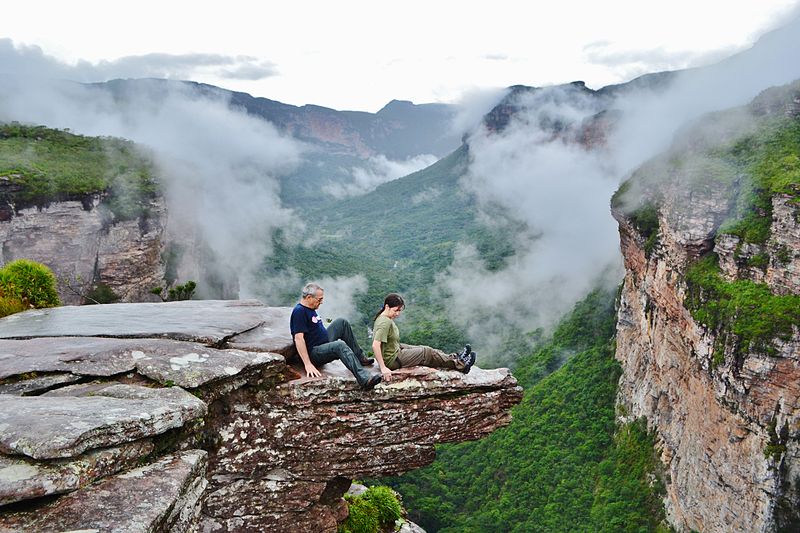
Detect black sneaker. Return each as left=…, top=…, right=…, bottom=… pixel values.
left=460, top=351, right=476, bottom=374
left=361, top=374, right=382, bottom=391
left=358, top=354, right=375, bottom=366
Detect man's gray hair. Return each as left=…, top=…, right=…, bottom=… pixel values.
left=301, top=282, right=323, bottom=298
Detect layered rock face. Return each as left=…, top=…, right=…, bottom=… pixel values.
left=0, top=300, right=521, bottom=532
left=613, top=87, right=800, bottom=532
left=0, top=191, right=167, bottom=305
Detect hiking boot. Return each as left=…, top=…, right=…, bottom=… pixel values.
left=361, top=374, right=382, bottom=391
left=457, top=344, right=472, bottom=361
left=358, top=353, right=375, bottom=366
left=460, top=351, right=476, bottom=374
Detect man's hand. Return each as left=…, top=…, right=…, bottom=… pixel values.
left=294, top=332, right=321, bottom=378
left=304, top=363, right=322, bottom=378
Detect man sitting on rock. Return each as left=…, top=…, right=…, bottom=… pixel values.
left=290, top=282, right=382, bottom=391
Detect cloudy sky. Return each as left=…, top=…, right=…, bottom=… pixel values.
left=3, top=0, right=798, bottom=112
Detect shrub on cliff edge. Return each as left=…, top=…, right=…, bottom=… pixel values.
left=339, top=485, right=403, bottom=533
left=0, top=259, right=60, bottom=312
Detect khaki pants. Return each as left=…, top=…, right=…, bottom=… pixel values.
left=387, top=343, right=464, bottom=371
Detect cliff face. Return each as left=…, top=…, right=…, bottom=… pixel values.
left=0, top=300, right=522, bottom=532
left=0, top=191, right=167, bottom=305
left=613, top=84, right=800, bottom=532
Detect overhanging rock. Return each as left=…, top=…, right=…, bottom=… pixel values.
left=0, top=300, right=522, bottom=532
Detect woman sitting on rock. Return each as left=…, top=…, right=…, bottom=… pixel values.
left=371, top=293, right=476, bottom=383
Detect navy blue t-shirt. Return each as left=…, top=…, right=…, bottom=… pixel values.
left=290, top=303, right=329, bottom=351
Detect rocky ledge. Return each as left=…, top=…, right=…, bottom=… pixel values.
left=0, top=300, right=522, bottom=532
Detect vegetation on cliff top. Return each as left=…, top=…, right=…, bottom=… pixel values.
left=720, top=117, right=800, bottom=245
left=383, top=289, right=670, bottom=532
left=0, top=123, right=159, bottom=220
left=613, top=102, right=799, bottom=257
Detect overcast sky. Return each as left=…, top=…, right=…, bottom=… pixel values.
left=2, top=0, right=799, bottom=112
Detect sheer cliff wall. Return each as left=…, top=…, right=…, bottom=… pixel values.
left=612, top=83, right=800, bottom=532
left=0, top=191, right=167, bottom=305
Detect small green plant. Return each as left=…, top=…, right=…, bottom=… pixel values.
left=628, top=202, right=660, bottom=257
left=775, top=244, right=792, bottom=265
left=85, top=283, right=121, bottom=304
left=362, top=486, right=402, bottom=525
left=746, top=252, right=770, bottom=270
left=338, top=486, right=402, bottom=533
left=339, top=495, right=380, bottom=533
left=0, top=259, right=60, bottom=309
left=151, top=280, right=197, bottom=302
left=764, top=417, right=788, bottom=463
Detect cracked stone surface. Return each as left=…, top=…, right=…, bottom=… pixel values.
left=0, top=384, right=206, bottom=459
left=0, top=439, right=154, bottom=506
left=0, top=336, right=285, bottom=389
left=0, top=450, right=208, bottom=533
left=0, top=372, right=82, bottom=396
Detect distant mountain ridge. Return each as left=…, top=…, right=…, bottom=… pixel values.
left=94, top=78, right=462, bottom=160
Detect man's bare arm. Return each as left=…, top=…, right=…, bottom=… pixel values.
left=294, top=332, right=322, bottom=378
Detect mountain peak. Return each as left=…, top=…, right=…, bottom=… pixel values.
left=377, top=99, right=417, bottom=114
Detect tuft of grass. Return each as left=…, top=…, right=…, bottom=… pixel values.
left=0, top=295, right=27, bottom=318
left=338, top=485, right=402, bottom=533
left=0, top=259, right=60, bottom=309
left=361, top=486, right=402, bottom=526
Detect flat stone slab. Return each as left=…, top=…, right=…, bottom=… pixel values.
left=0, top=299, right=272, bottom=344
left=0, top=439, right=154, bottom=506
left=284, top=360, right=519, bottom=401
left=0, top=383, right=207, bottom=459
left=0, top=337, right=285, bottom=389
left=226, top=306, right=294, bottom=354
left=0, top=450, right=207, bottom=533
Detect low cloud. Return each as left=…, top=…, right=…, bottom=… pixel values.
left=583, top=41, right=737, bottom=77
left=0, top=38, right=278, bottom=83
left=438, top=13, right=800, bottom=360
left=411, top=187, right=442, bottom=205
left=438, top=85, right=623, bottom=353
left=609, top=12, right=800, bottom=176
left=324, top=154, right=438, bottom=198
left=449, top=87, right=509, bottom=137
left=315, top=274, right=369, bottom=323
left=0, top=71, right=302, bottom=298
